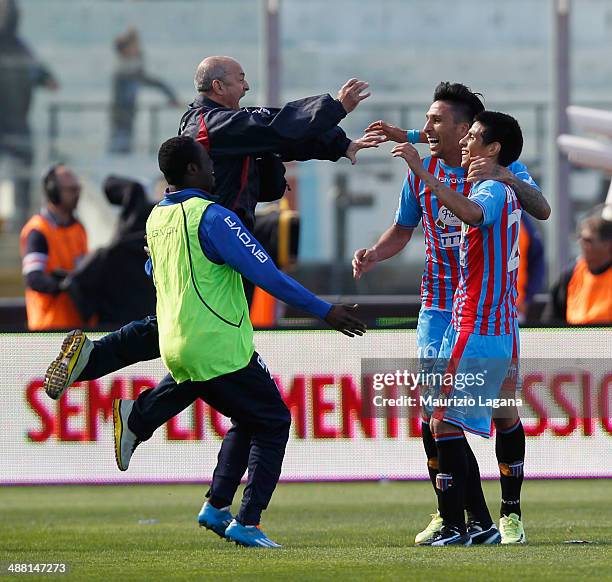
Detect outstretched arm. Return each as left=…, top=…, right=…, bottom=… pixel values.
left=364, top=120, right=426, bottom=145
left=140, top=73, right=180, bottom=105
left=198, top=205, right=365, bottom=336
left=204, top=79, right=370, bottom=156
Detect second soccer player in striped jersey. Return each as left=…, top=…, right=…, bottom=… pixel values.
left=389, top=111, right=526, bottom=545
left=353, top=83, right=548, bottom=545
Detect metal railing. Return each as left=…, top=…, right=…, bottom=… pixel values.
left=44, top=98, right=551, bottom=165
left=47, top=102, right=169, bottom=159
left=47, top=98, right=612, bottom=164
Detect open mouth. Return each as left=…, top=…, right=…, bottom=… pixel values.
left=428, top=137, right=440, bottom=147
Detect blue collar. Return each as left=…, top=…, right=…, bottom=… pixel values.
left=161, top=188, right=214, bottom=205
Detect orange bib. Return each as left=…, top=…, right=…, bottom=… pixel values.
left=20, top=214, right=88, bottom=330
left=566, top=258, right=612, bottom=325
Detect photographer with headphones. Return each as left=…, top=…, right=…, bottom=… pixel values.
left=19, top=164, right=89, bottom=330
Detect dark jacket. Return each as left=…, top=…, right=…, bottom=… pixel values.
left=546, top=263, right=575, bottom=323
left=179, top=94, right=351, bottom=229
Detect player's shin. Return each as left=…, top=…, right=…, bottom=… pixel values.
left=496, top=418, right=525, bottom=518
left=421, top=420, right=440, bottom=496
left=434, top=432, right=468, bottom=532
left=464, top=439, right=494, bottom=527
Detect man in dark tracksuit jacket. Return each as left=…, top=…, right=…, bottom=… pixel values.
left=44, top=57, right=374, bottom=445
left=179, top=69, right=364, bottom=304
left=179, top=94, right=354, bottom=232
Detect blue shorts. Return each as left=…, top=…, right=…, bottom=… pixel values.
left=416, top=308, right=452, bottom=365
left=429, top=326, right=514, bottom=438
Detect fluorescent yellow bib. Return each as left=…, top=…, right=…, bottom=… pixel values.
left=146, top=196, right=254, bottom=382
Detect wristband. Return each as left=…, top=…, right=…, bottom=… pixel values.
left=406, top=129, right=421, bottom=144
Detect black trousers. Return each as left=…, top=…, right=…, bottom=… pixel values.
left=76, top=275, right=279, bottom=520
left=78, top=318, right=288, bottom=525
left=131, top=353, right=290, bottom=525
left=79, top=315, right=161, bottom=380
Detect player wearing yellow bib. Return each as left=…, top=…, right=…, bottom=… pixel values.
left=123, top=135, right=366, bottom=548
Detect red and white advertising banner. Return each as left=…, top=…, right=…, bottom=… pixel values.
left=1, top=329, right=610, bottom=484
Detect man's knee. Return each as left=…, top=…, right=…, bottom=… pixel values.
left=493, top=407, right=519, bottom=431
left=266, top=404, right=291, bottom=444
left=430, top=417, right=461, bottom=436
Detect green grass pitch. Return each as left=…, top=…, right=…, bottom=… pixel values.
left=1, top=480, right=610, bottom=581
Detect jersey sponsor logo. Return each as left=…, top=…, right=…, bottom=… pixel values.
left=437, top=175, right=467, bottom=185
left=435, top=206, right=461, bottom=228
left=439, top=231, right=462, bottom=248
left=224, top=216, right=269, bottom=263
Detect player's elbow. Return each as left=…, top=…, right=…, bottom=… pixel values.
left=391, top=224, right=414, bottom=247
left=539, top=202, right=552, bottom=221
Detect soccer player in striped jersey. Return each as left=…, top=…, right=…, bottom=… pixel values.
left=390, top=110, right=525, bottom=545
left=354, top=83, right=546, bottom=545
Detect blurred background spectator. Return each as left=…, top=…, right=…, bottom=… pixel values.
left=109, top=27, right=179, bottom=154
left=65, top=176, right=157, bottom=329
left=19, top=164, right=89, bottom=330
left=0, top=0, right=58, bottom=231
left=547, top=204, right=612, bottom=325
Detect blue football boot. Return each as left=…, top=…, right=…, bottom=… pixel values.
left=225, top=519, right=282, bottom=548
left=198, top=502, right=233, bottom=538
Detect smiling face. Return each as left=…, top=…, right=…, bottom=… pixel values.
left=459, top=121, right=500, bottom=169
left=422, top=101, right=471, bottom=167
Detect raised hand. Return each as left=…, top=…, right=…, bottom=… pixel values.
left=337, top=78, right=371, bottom=113
left=345, top=133, right=383, bottom=164
left=352, top=247, right=379, bottom=279
left=364, top=120, right=407, bottom=144
left=324, top=304, right=367, bottom=337
left=391, top=142, right=423, bottom=171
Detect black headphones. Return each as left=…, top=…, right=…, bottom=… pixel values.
left=42, top=163, right=63, bottom=204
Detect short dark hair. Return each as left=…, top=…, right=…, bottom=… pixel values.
left=474, top=110, right=523, bottom=167
left=433, top=81, right=485, bottom=123
left=157, top=136, right=203, bottom=184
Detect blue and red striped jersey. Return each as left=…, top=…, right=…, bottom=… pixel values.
left=395, top=157, right=467, bottom=311
left=452, top=180, right=521, bottom=335
left=394, top=158, right=538, bottom=312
